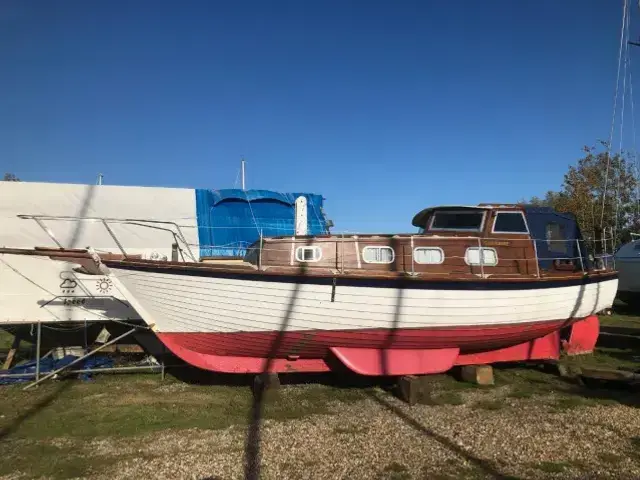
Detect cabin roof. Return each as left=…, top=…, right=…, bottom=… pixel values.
left=411, top=204, right=521, bottom=228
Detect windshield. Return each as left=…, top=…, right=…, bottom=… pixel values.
left=430, top=211, right=485, bottom=231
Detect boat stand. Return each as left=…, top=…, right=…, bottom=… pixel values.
left=23, top=327, right=139, bottom=390
left=2, top=333, right=22, bottom=370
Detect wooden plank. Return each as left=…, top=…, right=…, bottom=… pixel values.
left=2, top=334, right=21, bottom=370
left=579, top=367, right=640, bottom=383
left=96, top=344, right=144, bottom=353
left=558, top=364, right=640, bottom=384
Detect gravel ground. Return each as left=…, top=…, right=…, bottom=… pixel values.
left=37, top=385, right=640, bottom=480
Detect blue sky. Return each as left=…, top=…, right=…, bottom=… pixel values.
left=0, top=1, right=630, bottom=232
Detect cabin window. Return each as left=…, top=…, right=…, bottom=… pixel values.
left=413, top=247, right=444, bottom=264
left=362, top=246, right=395, bottom=264
left=492, top=212, right=528, bottom=234
left=546, top=223, right=566, bottom=254
left=430, top=211, right=485, bottom=231
left=465, top=247, right=498, bottom=266
left=295, top=246, right=322, bottom=262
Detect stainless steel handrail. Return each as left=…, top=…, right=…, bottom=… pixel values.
left=17, top=214, right=197, bottom=262
left=16, top=213, right=615, bottom=274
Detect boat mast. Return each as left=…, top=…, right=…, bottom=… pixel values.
left=241, top=157, right=246, bottom=190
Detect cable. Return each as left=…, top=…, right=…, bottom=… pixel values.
left=242, top=189, right=261, bottom=237
left=601, top=0, right=630, bottom=229
left=614, top=4, right=631, bottom=247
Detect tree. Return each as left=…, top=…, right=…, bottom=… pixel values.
left=2, top=173, right=20, bottom=182
left=525, top=143, right=639, bottom=250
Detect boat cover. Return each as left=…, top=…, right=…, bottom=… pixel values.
left=195, top=189, right=329, bottom=257
left=522, top=206, right=589, bottom=270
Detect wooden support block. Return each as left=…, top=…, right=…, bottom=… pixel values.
left=252, top=372, right=281, bottom=401
left=397, top=375, right=431, bottom=405
left=460, top=365, right=494, bottom=386
left=2, top=334, right=21, bottom=370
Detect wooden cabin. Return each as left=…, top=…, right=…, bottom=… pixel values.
left=245, top=204, right=597, bottom=279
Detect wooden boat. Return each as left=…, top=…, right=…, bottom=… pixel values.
left=0, top=204, right=617, bottom=376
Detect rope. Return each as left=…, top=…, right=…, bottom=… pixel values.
left=307, top=196, right=330, bottom=234
left=601, top=0, right=630, bottom=229
left=242, top=190, right=262, bottom=235
left=630, top=45, right=640, bottom=218
left=232, top=167, right=241, bottom=189
left=614, top=5, right=631, bottom=246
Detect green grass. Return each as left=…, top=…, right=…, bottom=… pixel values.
left=0, top=329, right=14, bottom=350
left=599, top=452, right=624, bottom=464
left=561, top=347, right=639, bottom=370
left=0, top=374, right=366, bottom=479
left=333, top=424, right=369, bottom=435
left=474, top=399, right=504, bottom=411
left=376, top=462, right=412, bottom=480
left=549, top=396, right=598, bottom=411
left=507, top=384, right=535, bottom=399
left=0, top=375, right=365, bottom=440
left=533, top=461, right=570, bottom=474
left=599, top=311, right=640, bottom=329
left=424, top=391, right=465, bottom=406
left=0, top=442, right=131, bottom=479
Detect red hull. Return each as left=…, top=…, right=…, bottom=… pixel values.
left=156, top=316, right=599, bottom=375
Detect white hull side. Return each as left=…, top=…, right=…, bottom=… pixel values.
left=110, top=268, right=618, bottom=334
left=0, top=256, right=138, bottom=324
left=0, top=181, right=198, bottom=324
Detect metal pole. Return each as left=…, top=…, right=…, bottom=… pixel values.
left=101, top=219, right=127, bottom=258
left=173, top=226, right=197, bottom=262
left=410, top=235, right=415, bottom=275
left=477, top=237, right=485, bottom=278
left=576, top=239, right=585, bottom=273
left=532, top=238, right=541, bottom=278
left=23, top=327, right=138, bottom=390
left=340, top=234, right=344, bottom=273
left=258, top=229, right=263, bottom=270
left=34, top=218, right=64, bottom=248
left=35, top=322, right=41, bottom=382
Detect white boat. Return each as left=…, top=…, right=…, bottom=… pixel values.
left=0, top=204, right=617, bottom=376
left=614, top=239, right=640, bottom=305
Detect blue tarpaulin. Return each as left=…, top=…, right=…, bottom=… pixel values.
left=0, top=355, right=114, bottom=385
left=195, top=189, right=329, bottom=257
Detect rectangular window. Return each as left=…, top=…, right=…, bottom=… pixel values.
left=492, top=212, right=528, bottom=234
left=362, top=246, right=395, bottom=264
left=295, top=246, right=322, bottom=262
left=413, top=247, right=444, bottom=264
left=465, top=247, right=498, bottom=266
left=430, top=211, right=485, bottom=231
left=546, top=223, right=566, bottom=254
